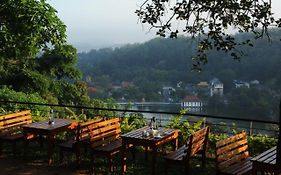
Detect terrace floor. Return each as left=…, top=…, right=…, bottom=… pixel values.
left=0, top=142, right=216, bottom=175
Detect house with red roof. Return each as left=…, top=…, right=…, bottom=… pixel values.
left=181, top=95, right=203, bottom=112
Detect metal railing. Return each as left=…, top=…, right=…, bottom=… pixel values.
left=0, top=100, right=279, bottom=137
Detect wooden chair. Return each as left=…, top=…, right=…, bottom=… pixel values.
left=164, top=126, right=210, bottom=175
left=215, top=132, right=252, bottom=175
left=0, top=110, right=33, bottom=155
left=89, top=117, right=123, bottom=174
left=58, top=117, right=104, bottom=168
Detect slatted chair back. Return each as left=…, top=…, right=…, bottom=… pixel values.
left=216, top=132, right=249, bottom=171
left=0, top=110, right=32, bottom=136
left=75, top=117, right=105, bottom=144
left=184, top=126, right=210, bottom=160
left=88, top=118, right=121, bottom=148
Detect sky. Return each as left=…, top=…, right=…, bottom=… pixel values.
left=48, top=0, right=281, bottom=52
left=48, top=0, right=156, bottom=52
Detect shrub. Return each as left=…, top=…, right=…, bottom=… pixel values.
left=0, top=87, right=50, bottom=120
left=167, top=109, right=204, bottom=145
left=248, top=134, right=277, bottom=156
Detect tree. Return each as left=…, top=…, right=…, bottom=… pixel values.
left=136, top=0, right=281, bottom=69
left=0, top=0, right=66, bottom=60
left=0, top=0, right=89, bottom=106
left=38, top=44, right=81, bottom=80
left=0, top=0, right=67, bottom=90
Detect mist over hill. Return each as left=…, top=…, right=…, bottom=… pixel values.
left=78, top=31, right=281, bottom=91
left=77, top=30, right=281, bottom=120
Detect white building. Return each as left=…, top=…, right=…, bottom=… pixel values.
left=233, top=80, right=250, bottom=88
left=181, top=96, right=203, bottom=112
left=209, top=78, right=224, bottom=96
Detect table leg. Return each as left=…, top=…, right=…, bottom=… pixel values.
left=122, top=143, right=127, bottom=174
left=145, top=146, right=149, bottom=160
left=23, top=131, right=29, bottom=157
left=0, top=141, right=2, bottom=155
left=47, top=135, right=55, bottom=165
left=174, top=138, right=178, bottom=150
left=151, top=146, right=157, bottom=175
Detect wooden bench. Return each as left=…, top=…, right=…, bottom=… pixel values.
left=0, top=110, right=32, bottom=154
left=89, top=117, right=123, bottom=173
left=252, top=146, right=280, bottom=174
left=215, top=132, right=252, bottom=175
left=58, top=117, right=104, bottom=168
left=164, top=126, right=210, bottom=175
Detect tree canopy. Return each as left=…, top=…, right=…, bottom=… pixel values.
left=0, top=0, right=66, bottom=60
left=0, top=0, right=87, bottom=106
left=136, top=0, right=281, bottom=69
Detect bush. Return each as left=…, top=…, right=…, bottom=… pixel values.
left=167, top=109, right=204, bottom=145
left=121, top=113, right=147, bottom=133
left=248, top=134, right=277, bottom=156
left=0, top=87, right=50, bottom=120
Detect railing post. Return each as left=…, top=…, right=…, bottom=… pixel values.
left=203, top=118, right=206, bottom=128
left=277, top=100, right=281, bottom=165
left=249, top=121, right=253, bottom=136
left=160, top=114, right=162, bottom=127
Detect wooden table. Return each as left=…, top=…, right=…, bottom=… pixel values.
left=251, top=146, right=281, bottom=174
left=22, top=118, right=77, bottom=165
left=121, top=126, right=179, bottom=175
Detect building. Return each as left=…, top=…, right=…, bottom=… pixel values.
left=233, top=80, right=250, bottom=88
left=209, top=78, right=223, bottom=96
left=197, top=81, right=209, bottom=97
left=162, top=86, right=176, bottom=102
left=181, top=96, right=203, bottom=112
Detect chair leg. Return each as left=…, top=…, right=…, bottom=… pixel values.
left=130, top=146, right=136, bottom=160
left=185, top=161, right=190, bottom=175
left=39, top=135, right=44, bottom=148
left=75, top=148, right=81, bottom=169
left=24, top=139, right=29, bottom=157
left=202, top=151, right=206, bottom=168
left=12, top=141, right=17, bottom=155
left=59, top=148, right=64, bottom=162
left=145, top=146, right=149, bottom=160
left=108, top=156, right=113, bottom=173
left=0, top=141, right=3, bottom=155
left=165, top=160, right=169, bottom=175
left=91, top=155, right=95, bottom=174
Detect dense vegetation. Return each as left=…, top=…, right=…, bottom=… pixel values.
left=0, top=0, right=117, bottom=118
left=78, top=30, right=281, bottom=120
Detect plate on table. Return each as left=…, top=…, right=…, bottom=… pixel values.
left=154, top=135, right=162, bottom=139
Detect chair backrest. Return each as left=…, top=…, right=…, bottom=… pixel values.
left=0, top=110, right=32, bottom=136
left=88, top=118, right=121, bottom=148
left=185, top=126, right=210, bottom=159
left=216, top=132, right=249, bottom=170
left=75, top=117, right=105, bottom=143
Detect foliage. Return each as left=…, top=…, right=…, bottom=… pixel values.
left=121, top=117, right=136, bottom=133
left=248, top=134, right=277, bottom=156
left=167, top=109, right=204, bottom=145
left=121, top=113, right=147, bottom=133
left=0, top=1, right=88, bottom=108
left=38, top=45, right=81, bottom=80
left=0, top=87, right=50, bottom=120
left=136, top=0, right=280, bottom=69
left=128, top=113, right=147, bottom=128
left=0, top=0, right=66, bottom=60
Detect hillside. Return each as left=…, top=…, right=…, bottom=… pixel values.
left=78, top=31, right=281, bottom=91
left=77, top=30, right=281, bottom=120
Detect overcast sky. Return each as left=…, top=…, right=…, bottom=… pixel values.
left=48, top=0, right=281, bottom=52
